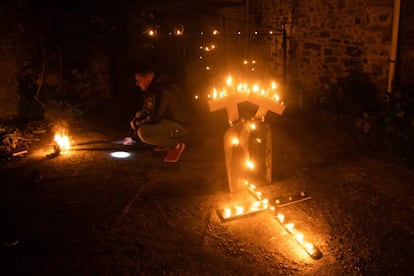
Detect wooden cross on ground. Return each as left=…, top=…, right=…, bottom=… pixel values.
left=208, top=89, right=286, bottom=192
left=207, top=82, right=322, bottom=260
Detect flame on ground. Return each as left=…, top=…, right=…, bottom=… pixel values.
left=54, top=132, right=70, bottom=150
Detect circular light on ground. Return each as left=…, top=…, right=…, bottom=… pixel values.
left=110, top=151, right=131, bottom=158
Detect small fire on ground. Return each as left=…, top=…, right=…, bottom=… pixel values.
left=53, top=130, right=70, bottom=154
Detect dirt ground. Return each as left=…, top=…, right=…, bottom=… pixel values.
left=1, top=101, right=414, bottom=275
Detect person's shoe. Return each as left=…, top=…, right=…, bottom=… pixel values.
left=164, top=143, right=185, bottom=162
left=153, top=145, right=170, bottom=152
left=123, top=137, right=136, bottom=145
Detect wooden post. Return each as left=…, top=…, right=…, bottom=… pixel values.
left=224, top=120, right=272, bottom=193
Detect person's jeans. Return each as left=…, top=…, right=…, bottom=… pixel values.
left=137, top=119, right=186, bottom=147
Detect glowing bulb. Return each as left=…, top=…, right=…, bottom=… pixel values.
left=271, top=81, right=278, bottom=90
left=224, top=208, right=231, bottom=218
left=206, top=66, right=211, bottom=70
left=249, top=184, right=256, bottom=190
left=194, top=95, right=199, bottom=99
left=212, top=30, right=219, bottom=35
left=250, top=123, right=256, bottom=130
left=252, top=84, right=260, bottom=92
left=243, top=60, right=248, bottom=64
left=273, top=93, right=280, bottom=102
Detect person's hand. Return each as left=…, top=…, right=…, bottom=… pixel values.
left=130, top=118, right=143, bottom=129
left=130, top=119, right=136, bottom=129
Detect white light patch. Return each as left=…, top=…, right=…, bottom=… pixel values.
left=110, top=151, right=131, bottom=158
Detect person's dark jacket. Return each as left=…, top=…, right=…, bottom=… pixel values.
left=136, top=74, right=188, bottom=127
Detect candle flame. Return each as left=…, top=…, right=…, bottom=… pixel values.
left=304, top=243, right=315, bottom=254
left=285, top=223, right=294, bottom=232
left=226, top=75, right=233, bottom=86
left=212, top=87, right=217, bottom=98
left=246, top=160, right=254, bottom=170
left=296, top=233, right=304, bottom=244
left=234, top=205, right=244, bottom=215
left=231, top=137, right=239, bottom=145
left=277, top=213, right=285, bottom=223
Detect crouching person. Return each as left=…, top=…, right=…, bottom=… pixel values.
left=124, top=65, right=188, bottom=163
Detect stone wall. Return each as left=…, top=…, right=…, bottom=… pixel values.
left=259, top=0, right=400, bottom=101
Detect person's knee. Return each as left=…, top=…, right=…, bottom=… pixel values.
left=137, top=126, right=146, bottom=142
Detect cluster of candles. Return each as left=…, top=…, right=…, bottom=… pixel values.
left=218, top=164, right=322, bottom=259
left=208, top=75, right=282, bottom=103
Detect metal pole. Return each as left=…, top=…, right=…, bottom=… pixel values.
left=387, top=0, right=401, bottom=94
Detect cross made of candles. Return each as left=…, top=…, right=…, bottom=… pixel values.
left=208, top=75, right=323, bottom=260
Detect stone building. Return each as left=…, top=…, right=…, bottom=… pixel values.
left=253, top=0, right=414, bottom=111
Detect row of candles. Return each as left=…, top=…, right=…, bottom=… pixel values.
left=219, top=179, right=322, bottom=259
left=208, top=75, right=282, bottom=104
